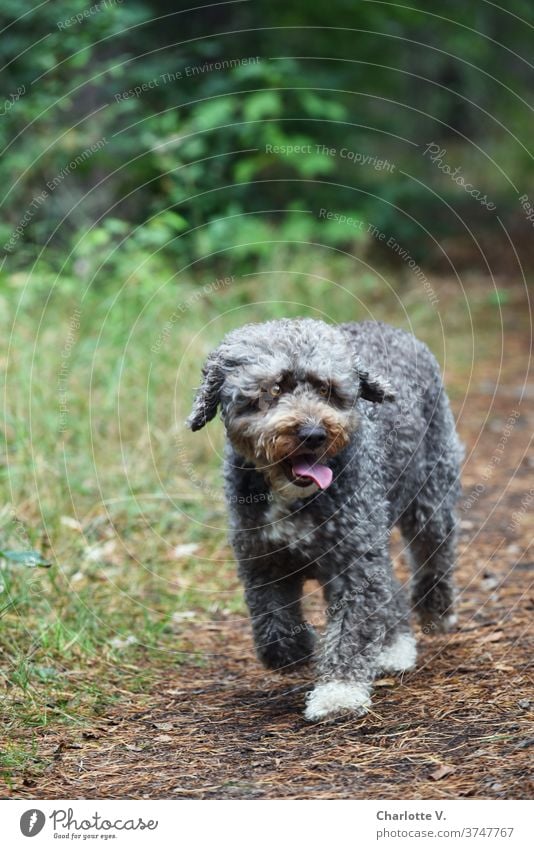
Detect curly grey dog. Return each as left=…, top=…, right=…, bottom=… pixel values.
left=187, top=319, right=462, bottom=720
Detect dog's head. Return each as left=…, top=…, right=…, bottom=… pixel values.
left=187, top=319, right=394, bottom=498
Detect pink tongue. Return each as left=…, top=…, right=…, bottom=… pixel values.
left=291, top=456, right=333, bottom=489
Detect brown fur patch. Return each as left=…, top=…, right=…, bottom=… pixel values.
left=250, top=405, right=353, bottom=464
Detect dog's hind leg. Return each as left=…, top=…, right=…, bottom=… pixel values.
left=399, top=382, right=461, bottom=633
left=401, top=507, right=458, bottom=633
left=399, top=452, right=460, bottom=632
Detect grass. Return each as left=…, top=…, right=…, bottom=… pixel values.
left=0, top=247, right=526, bottom=784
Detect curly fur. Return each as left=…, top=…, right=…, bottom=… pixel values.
left=188, top=319, right=462, bottom=720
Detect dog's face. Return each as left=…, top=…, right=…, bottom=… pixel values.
left=187, top=319, right=393, bottom=498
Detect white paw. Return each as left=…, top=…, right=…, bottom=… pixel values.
left=304, top=681, right=372, bottom=721
left=378, top=632, right=417, bottom=673
left=423, top=613, right=458, bottom=634
left=441, top=613, right=458, bottom=631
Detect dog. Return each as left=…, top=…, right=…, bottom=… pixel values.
left=187, top=318, right=462, bottom=720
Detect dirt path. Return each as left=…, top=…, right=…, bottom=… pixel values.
left=6, top=331, right=533, bottom=800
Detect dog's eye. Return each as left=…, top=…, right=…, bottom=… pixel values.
left=319, top=383, right=330, bottom=396
left=270, top=383, right=282, bottom=397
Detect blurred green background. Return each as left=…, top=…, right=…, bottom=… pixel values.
left=1, top=0, right=533, bottom=283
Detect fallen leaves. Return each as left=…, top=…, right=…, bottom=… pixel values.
left=60, top=516, right=83, bottom=532
left=171, top=543, right=200, bottom=558
left=429, top=764, right=456, bottom=781
left=480, top=631, right=505, bottom=643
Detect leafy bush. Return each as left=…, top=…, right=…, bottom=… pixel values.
left=0, top=0, right=532, bottom=277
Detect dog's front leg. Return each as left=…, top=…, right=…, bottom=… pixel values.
left=305, top=557, right=393, bottom=721
left=239, top=561, right=315, bottom=672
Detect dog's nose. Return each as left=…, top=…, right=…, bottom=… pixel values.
left=297, top=424, right=327, bottom=449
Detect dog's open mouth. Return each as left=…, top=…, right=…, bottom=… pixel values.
left=284, top=453, right=333, bottom=490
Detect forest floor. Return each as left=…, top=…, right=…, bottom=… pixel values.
left=1, top=278, right=532, bottom=800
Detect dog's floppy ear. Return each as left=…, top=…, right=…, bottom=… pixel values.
left=186, top=350, right=225, bottom=431
left=357, top=365, right=395, bottom=403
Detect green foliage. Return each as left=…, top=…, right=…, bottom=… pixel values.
left=0, top=550, right=51, bottom=568
left=0, top=0, right=532, bottom=274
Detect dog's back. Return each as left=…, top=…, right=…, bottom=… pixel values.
left=341, top=320, right=441, bottom=403
left=341, top=320, right=462, bottom=521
